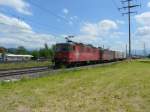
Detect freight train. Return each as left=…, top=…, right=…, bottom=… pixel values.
left=53, top=41, right=126, bottom=67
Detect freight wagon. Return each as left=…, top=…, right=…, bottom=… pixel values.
left=114, top=51, right=122, bottom=60
left=101, top=49, right=114, bottom=61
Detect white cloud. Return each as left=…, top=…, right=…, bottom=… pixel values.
left=72, top=19, right=126, bottom=51
left=133, top=26, right=150, bottom=50
left=0, top=13, right=56, bottom=49
left=116, top=20, right=125, bottom=25
left=133, top=11, right=150, bottom=50
left=0, top=34, right=56, bottom=49
left=62, top=8, right=69, bottom=15
left=0, top=12, right=126, bottom=51
left=135, top=26, right=150, bottom=37
left=80, top=23, right=98, bottom=36
left=61, top=8, right=79, bottom=26
left=135, top=12, right=150, bottom=26
left=110, top=32, right=125, bottom=38
left=0, top=0, right=31, bottom=15
left=80, top=20, right=118, bottom=37
left=70, top=16, right=78, bottom=20
left=135, top=26, right=150, bottom=47
left=98, top=20, right=118, bottom=31
left=0, top=13, right=31, bottom=30
left=68, top=21, right=73, bottom=25
left=148, top=2, right=150, bottom=7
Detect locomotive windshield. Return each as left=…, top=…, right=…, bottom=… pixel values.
left=55, top=44, right=72, bottom=52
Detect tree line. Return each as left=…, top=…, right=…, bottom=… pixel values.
left=0, top=44, right=55, bottom=60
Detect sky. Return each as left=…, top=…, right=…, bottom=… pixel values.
left=0, top=0, right=150, bottom=52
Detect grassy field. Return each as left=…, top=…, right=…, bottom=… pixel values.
left=0, top=60, right=150, bottom=112
left=0, top=61, right=51, bottom=70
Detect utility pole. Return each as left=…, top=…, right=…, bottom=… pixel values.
left=103, top=45, right=105, bottom=50
left=126, top=44, right=128, bottom=58
left=143, top=42, right=147, bottom=57
left=119, top=0, right=141, bottom=58
left=128, top=0, right=131, bottom=58
left=135, top=49, right=136, bottom=56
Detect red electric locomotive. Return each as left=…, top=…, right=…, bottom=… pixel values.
left=54, top=42, right=101, bottom=67
left=53, top=37, right=125, bottom=67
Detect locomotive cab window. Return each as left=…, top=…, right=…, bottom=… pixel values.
left=79, top=47, right=84, bottom=52
left=55, top=44, right=72, bottom=52
left=73, top=46, right=76, bottom=51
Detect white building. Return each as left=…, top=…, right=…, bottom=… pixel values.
left=1, top=53, right=33, bottom=62
left=0, top=53, right=2, bottom=61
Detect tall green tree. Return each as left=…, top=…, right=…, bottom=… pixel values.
left=16, top=46, right=28, bottom=54
left=30, top=44, right=55, bottom=60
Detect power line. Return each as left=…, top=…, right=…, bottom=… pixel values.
left=0, top=0, right=76, bottom=35
left=0, top=7, right=60, bottom=32
left=0, top=10, right=69, bottom=35
left=111, top=0, right=120, bottom=11
left=23, top=16, right=69, bottom=34
left=119, top=0, right=141, bottom=58
left=0, top=8, right=75, bottom=42
left=28, top=0, right=70, bottom=24
left=27, top=0, right=76, bottom=35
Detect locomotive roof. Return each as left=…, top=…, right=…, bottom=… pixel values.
left=56, top=42, right=98, bottom=49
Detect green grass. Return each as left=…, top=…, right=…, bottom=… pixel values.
left=0, top=61, right=51, bottom=70
left=0, top=60, right=150, bottom=112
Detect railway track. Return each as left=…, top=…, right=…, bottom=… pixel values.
left=0, top=66, right=50, bottom=78
left=0, top=61, right=122, bottom=80
left=0, top=66, right=50, bottom=72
